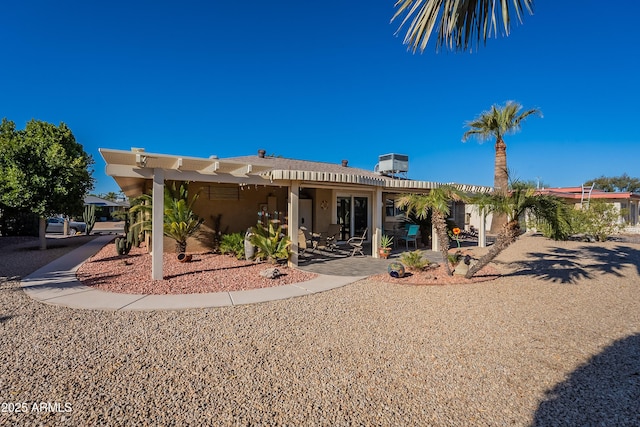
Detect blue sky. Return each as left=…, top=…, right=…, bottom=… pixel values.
left=3, top=1, right=638, bottom=195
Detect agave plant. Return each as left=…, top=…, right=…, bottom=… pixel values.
left=249, top=222, right=291, bottom=264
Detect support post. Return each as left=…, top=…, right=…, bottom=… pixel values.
left=372, top=189, right=383, bottom=258
left=288, top=182, right=300, bottom=267
left=478, top=211, right=487, bottom=248
left=152, top=169, right=165, bottom=280
left=431, top=222, right=439, bottom=252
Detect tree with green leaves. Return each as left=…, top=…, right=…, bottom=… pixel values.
left=392, top=0, right=535, bottom=53
left=397, top=185, right=468, bottom=276
left=585, top=174, right=640, bottom=193
left=0, top=118, right=94, bottom=249
left=465, top=185, right=567, bottom=278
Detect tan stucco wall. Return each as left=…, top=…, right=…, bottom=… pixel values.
left=162, top=182, right=289, bottom=253
left=312, top=188, right=333, bottom=233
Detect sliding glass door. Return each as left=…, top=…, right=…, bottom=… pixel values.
left=336, top=195, right=369, bottom=240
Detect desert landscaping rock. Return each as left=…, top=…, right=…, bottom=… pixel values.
left=76, top=242, right=317, bottom=294
left=1, top=234, right=640, bottom=425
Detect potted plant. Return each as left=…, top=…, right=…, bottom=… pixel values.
left=379, top=234, right=393, bottom=259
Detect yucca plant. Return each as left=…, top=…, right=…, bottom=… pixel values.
left=249, top=222, right=291, bottom=264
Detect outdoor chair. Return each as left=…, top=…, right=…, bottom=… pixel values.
left=298, top=228, right=315, bottom=255
left=398, top=224, right=419, bottom=250
left=344, top=228, right=368, bottom=257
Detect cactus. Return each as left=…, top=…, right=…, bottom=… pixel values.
left=126, top=210, right=142, bottom=247
left=83, top=204, right=96, bottom=235
left=115, top=235, right=132, bottom=256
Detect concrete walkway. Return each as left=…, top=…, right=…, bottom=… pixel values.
left=20, top=235, right=368, bottom=311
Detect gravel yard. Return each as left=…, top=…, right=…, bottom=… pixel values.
left=76, top=241, right=317, bottom=294
left=1, top=234, right=639, bottom=425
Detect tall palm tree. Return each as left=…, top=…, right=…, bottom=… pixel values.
left=392, top=0, right=535, bottom=52
left=465, top=185, right=567, bottom=278
left=397, top=185, right=467, bottom=276
left=463, top=101, right=542, bottom=195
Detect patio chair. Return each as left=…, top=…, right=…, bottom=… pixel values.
left=398, top=224, right=419, bottom=250
left=298, top=228, right=315, bottom=255
left=298, top=228, right=312, bottom=255
left=345, top=228, right=368, bottom=257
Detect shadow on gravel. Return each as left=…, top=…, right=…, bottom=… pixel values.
left=503, top=245, right=640, bottom=284
left=0, top=315, right=14, bottom=324
left=533, top=333, right=640, bottom=426
left=162, top=263, right=256, bottom=281
left=87, top=253, right=143, bottom=263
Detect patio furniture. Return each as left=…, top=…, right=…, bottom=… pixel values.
left=298, top=228, right=316, bottom=255
left=398, top=224, right=419, bottom=250
left=344, top=228, right=368, bottom=257
left=322, top=223, right=342, bottom=252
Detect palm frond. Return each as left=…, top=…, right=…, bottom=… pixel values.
left=392, top=0, right=535, bottom=53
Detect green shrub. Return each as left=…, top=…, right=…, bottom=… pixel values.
left=219, top=232, right=245, bottom=259
left=249, top=223, right=291, bottom=264
left=571, top=200, right=624, bottom=241
left=400, top=250, right=430, bottom=271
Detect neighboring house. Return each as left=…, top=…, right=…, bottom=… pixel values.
left=536, top=186, right=640, bottom=230
left=84, top=195, right=130, bottom=221
left=99, top=148, right=490, bottom=279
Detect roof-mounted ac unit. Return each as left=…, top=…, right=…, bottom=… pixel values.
left=376, top=153, right=408, bottom=175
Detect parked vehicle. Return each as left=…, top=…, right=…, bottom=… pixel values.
left=46, top=217, right=86, bottom=235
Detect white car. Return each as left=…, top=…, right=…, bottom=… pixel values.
left=46, top=217, right=87, bottom=235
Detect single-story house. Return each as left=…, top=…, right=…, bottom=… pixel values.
left=536, top=186, right=640, bottom=228
left=84, top=195, right=130, bottom=221
left=99, top=148, right=491, bottom=279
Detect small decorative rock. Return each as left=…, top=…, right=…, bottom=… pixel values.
left=387, top=262, right=405, bottom=278
left=260, top=267, right=281, bottom=279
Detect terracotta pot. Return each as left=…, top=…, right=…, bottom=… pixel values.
left=177, top=253, right=192, bottom=263
left=379, top=247, right=391, bottom=259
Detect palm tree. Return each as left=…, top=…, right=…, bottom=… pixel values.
left=397, top=185, right=467, bottom=276
left=465, top=185, right=567, bottom=279
left=463, top=101, right=541, bottom=231
left=392, top=0, right=535, bottom=53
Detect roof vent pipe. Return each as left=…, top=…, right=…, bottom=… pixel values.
left=341, top=159, right=348, bottom=167
left=258, top=149, right=266, bottom=158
